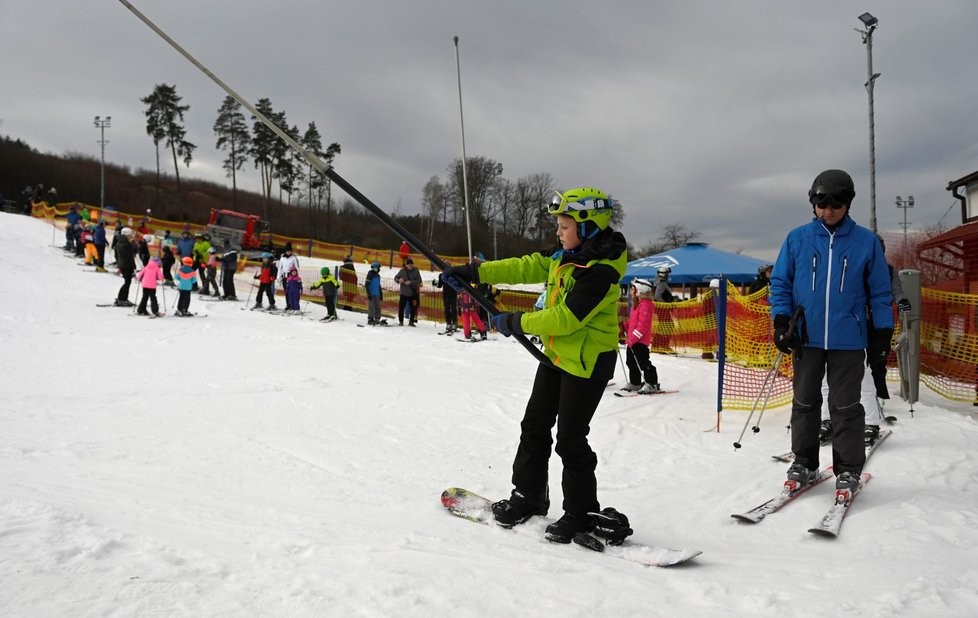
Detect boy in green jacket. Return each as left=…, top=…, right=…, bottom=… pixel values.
left=310, top=266, right=339, bottom=321
left=444, top=187, right=629, bottom=544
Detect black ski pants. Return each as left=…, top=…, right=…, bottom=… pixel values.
left=117, top=269, right=134, bottom=303
left=257, top=282, right=275, bottom=307
left=511, top=350, right=615, bottom=517
left=138, top=288, right=159, bottom=315
left=177, top=290, right=191, bottom=313
left=398, top=294, right=418, bottom=324
left=222, top=269, right=236, bottom=298
left=625, top=344, right=658, bottom=386
left=442, top=290, right=458, bottom=328
left=791, top=348, right=866, bottom=476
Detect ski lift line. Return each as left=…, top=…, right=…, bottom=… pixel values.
left=116, top=0, right=550, bottom=366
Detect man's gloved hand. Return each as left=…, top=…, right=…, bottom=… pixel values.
left=442, top=263, right=479, bottom=291
left=490, top=312, right=523, bottom=338
left=867, top=328, right=894, bottom=367
left=773, top=314, right=797, bottom=355
left=897, top=298, right=912, bottom=313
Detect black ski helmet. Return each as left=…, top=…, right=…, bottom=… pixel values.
left=808, top=169, right=855, bottom=208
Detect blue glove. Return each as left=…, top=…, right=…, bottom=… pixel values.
left=491, top=312, right=523, bottom=338
left=442, top=263, right=479, bottom=292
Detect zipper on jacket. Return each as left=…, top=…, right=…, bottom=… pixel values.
left=839, top=256, right=848, bottom=293
left=823, top=232, right=835, bottom=349
left=811, top=255, right=817, bottom=292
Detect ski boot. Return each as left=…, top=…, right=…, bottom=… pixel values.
left=544, top=512, right=594, bottom=544
left=491, top=491, right=548, bottom=529
left=618, top=383, right=642, bottom=394
left=835, top=471, right=861, bottom=504
left=864, top=424, right=880, bottom=447
left=785, top=462, right=817, bottom=491
left=638, top=382, right=662, bottom=394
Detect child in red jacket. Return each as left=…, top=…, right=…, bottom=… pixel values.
left=458, top=286, right=487, bottom=341
left=252, top=252, right=278, bottom=310
left=620, top=278, right=660, bottom=393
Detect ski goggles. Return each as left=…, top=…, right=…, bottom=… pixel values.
left=810, top=193, right=848, bottom=209
left=548, top=192, right=612, bottom=216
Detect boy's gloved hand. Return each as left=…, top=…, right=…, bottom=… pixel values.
left=491, top=312, right=523, bottom=338
left=442, top=263, right=480, bottom=291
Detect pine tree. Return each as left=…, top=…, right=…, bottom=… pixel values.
left=213, top=96, right=251, bottom=210
left=249, top=98, right=276, bottom=219
left=140, top=83, right=196, bottom=193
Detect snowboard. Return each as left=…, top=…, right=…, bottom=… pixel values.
left=440, top=488, right=701, bottom=568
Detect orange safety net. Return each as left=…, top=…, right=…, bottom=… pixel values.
left=918, top=288, right=978, bottom=402
left=719, top=283, right=794, bottom=410
left=641, top=292, right=720, bottom=356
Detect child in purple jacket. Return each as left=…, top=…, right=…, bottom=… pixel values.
left=284, top=268, right=303, bottom=313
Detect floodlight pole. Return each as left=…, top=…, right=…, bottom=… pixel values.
left=453, top=35, right=474, bottom=262
left=94, top=115, right=112, bottom=209
left=896, top=194, right=914, bottom=250
left=857, top=14, right=881, bottom=233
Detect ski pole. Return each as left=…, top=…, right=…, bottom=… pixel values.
left=733, top=306, right=803, bottom=450
left=244, top=271, right=255, bottom=307
left=115, top=0, right=550, bottom=367
left=132, top=287, right=142, bottom=314
left=159, top=283, right=167, bottom=312
left=617, top=345, right=628, bottom=382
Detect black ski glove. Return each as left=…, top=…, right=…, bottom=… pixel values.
left=588, top=507, right=633, bottom=546
left=490, top=312, right=523, bottom=338
left=442, top=263, right=480, bottom=291
left=866, top=328, right=893, bottom=367
left=773, top=314, right=797, bottom=355
left=870, top=361, right=890, bottom=399
left=897, top=298, right=911, bottom=313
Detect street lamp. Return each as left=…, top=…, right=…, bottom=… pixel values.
left=93, top=115, right=111, bottom=210
left=856, top=13, right=881, bottom=232
left=896, top=194, right=914, bottom=247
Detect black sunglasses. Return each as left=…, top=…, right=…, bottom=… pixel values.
left=810, top=193, right=848, bottom=209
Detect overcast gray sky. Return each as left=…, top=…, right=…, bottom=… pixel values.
left=3, top=1, right=977, bottom=261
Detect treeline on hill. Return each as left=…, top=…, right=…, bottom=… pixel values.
left=1, top=135, right=559, bottom=257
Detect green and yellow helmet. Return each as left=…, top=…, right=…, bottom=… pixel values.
left=549, top=187, right=614, bottom=239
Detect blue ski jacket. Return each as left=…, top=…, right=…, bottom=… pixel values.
left=770, top=215, right=892, bottom=350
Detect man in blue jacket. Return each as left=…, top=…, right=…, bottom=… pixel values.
left=769, top=169, right=893, bottom=496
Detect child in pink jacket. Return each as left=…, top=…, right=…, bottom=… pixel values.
left=136, top=256, right=165, bottom=316
left=620, top=278, right=660, bottom=394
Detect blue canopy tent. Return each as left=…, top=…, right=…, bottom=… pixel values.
left=622, top=242, right=769, bottom=286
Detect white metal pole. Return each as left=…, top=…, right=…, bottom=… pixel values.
left=453, top=36, right=474, bottom=262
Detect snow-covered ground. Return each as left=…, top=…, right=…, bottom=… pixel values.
left=2, top=212, right=978, bottom=617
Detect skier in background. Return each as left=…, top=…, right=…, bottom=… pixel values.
left=175, top=256, right=196, bottom=317
left=310, top=266, right=339, bottom=322
left=114, top=228, right=137, bottom=306
left=620, top=278, right=661, bottom=394
left=442, top=186, right=632, bottom=546
left=284, top=267, right=303, bottom=313
left=339, top=256, right=358, bottom=311
left=219, top=240, right=238, bottom=300
left=394, top=258, right=422, bottom=326
left=749, top=264, right=773, bottom=295
left=136, top=256, right=164, bottom=316
left=457, top=285, right=487, bottom=341
left=433, top=264, right=459, bottom=334
left=253, top=252, right=278, bottom=310
left=364, top=261, right=385, bottom=325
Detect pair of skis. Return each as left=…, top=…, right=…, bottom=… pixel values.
left=731, top=430, right=890, bottom=536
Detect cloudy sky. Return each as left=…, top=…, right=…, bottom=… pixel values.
left=3, top=1, right=977, bottom=261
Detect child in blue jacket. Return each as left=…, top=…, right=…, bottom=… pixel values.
left=175, top=256, right=197, bottom=316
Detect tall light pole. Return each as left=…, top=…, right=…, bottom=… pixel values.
left=93, top=115, right=111, bottom=209
left=857, top=12, right=880, bottom=232
left=453, top=35, right=474, bottom=262
left=896, top=194, right=914, bottom=253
